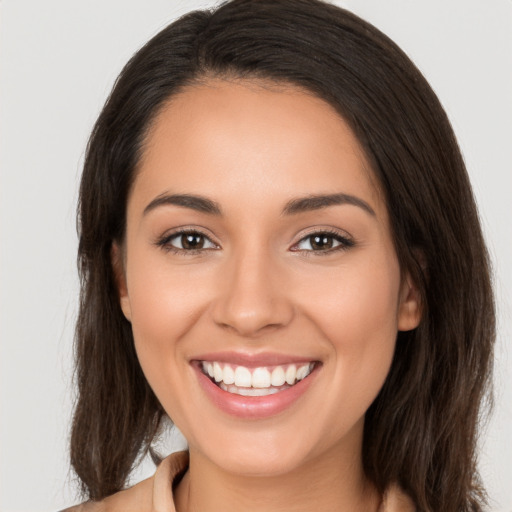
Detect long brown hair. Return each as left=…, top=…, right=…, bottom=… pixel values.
left=71, top=1, right=495, bottom=510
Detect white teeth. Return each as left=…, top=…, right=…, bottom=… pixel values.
left=213, top=362, right=223, bottom=382
left=252, top=367, right=271, bottom=388
left=296, top=364, right=309, bottom=381
left=223, top=365, right=235, bottom=385
left=220, top=382, right=288, bottom=396
left=234, top=366, right=252, bottom=387
left=285, top=365, right=297, bottom=385
left=201, top=361, right=315, bottom=391
left=271, top=366, right=286, bottom=387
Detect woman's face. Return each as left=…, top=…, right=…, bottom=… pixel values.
left=116, top=79, right=421, bottom=476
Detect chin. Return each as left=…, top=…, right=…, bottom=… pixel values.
left=211, top=444, right=312, bottom=477
left=188, top=421, right=333, bottom=478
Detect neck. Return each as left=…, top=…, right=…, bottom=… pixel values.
left=174, top=436, right=380, bottom=512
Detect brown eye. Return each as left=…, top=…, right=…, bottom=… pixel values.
left=293, top=231, right=354, bottom=253
left=310, top=234, right=334, bottom=250
left=180, top=233, right=206, bottom=250
left=157, top=230, right=218, bottom=253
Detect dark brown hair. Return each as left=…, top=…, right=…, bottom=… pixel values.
left=71, top=1, right=495, bottom=510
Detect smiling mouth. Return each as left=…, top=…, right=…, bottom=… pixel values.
left=199, top=361, right=317, bottom=397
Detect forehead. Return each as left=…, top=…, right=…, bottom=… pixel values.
left=132, top=79, right=384, bottom=217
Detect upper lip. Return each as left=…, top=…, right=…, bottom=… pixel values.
left=191, top=351, right=318, bottom=368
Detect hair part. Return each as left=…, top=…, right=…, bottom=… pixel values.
left=71, top=1, right=495, bottom=510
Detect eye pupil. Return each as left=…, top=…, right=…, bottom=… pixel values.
left=311, top=235, right=333, bottom=250
left=182, top=233, right=204, bottom=249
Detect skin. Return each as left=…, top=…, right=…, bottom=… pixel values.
left=114, top=79, right=422, bottom=512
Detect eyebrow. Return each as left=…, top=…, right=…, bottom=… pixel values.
left=282, top=193, right=375, bottom=216
left=143, top=193, right=222, bottom=216
left=143, top=192, right=375, bottom=217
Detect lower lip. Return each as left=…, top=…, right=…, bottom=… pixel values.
left=193, top=362, right=319, bottom=419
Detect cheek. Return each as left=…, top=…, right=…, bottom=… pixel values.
left=297, top=254, right=401, bottom=403
left=126, top=242, right=214, bottom=341
left=124, top=249, right=212, bottom=396
left=301, top=252, right=400, bottom=337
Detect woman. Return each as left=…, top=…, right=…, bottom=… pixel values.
left=65, top=0, right=495, bottom=510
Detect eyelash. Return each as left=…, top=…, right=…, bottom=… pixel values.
left=155, top=228, right=218, bottom=255
left=155, top=228, right=355, bottom=256
left=291, top=228, right=355, bottom=256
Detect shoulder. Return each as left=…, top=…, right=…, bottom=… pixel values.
left=59, top=476, right=154, bottom=512
left=61, top=451, right=189, bottom=512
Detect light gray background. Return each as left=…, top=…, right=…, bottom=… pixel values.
left=1, top=1, right=511, bottom=511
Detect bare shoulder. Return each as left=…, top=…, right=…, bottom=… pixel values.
left=60, top=475, right=154, bottom=512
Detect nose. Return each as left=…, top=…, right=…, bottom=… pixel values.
left=211, top=248, right=295, bottom=338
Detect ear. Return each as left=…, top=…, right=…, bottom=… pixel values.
left=111, top=242, right=132, bottom=322
left=397, top=271, right=422, bottom=332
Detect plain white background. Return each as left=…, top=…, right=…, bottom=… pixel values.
left=1, top=0, right=511, bottom=510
